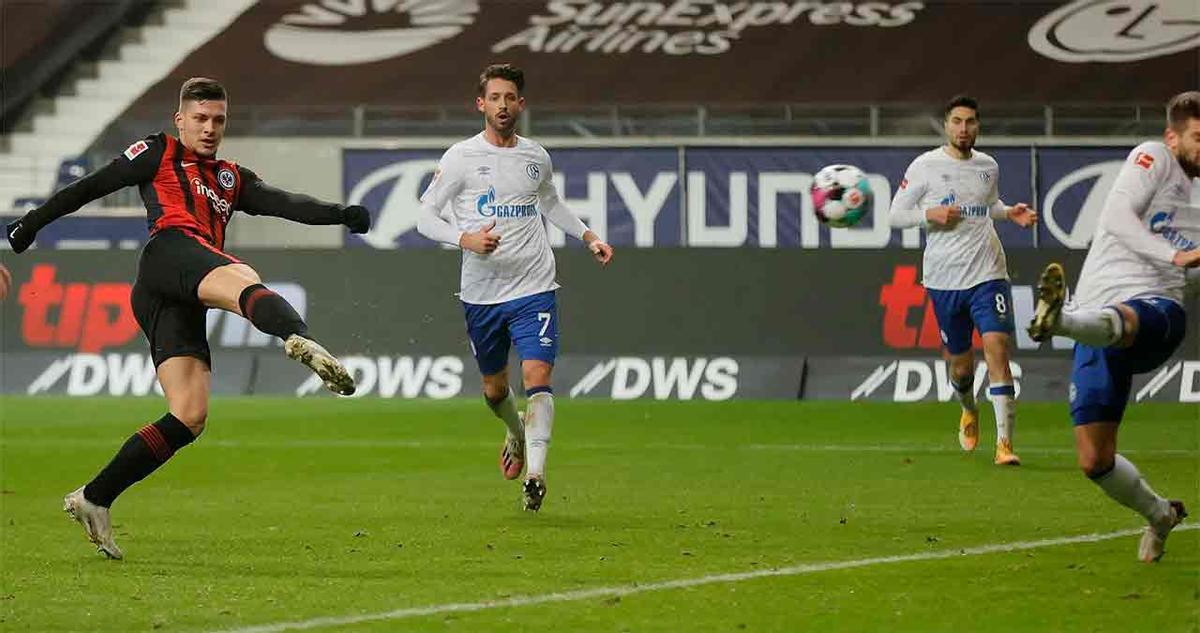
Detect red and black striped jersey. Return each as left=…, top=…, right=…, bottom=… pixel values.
left=24, top=133, right=352, bottom=252
left=125, top=133, right=242, bottom=249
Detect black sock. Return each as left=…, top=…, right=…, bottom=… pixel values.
left=239, top=283, right=308, bottom=340
left=83, top=413, right=197, bottom=507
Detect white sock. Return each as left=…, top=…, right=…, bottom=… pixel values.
left=951, top=375, right=977, bottom=413
left=524, top=391, right=554, bottom=478
left=1058, top=307, right=1122, bottom=347
left=988, top=384, right=1015, bottom=443
left=486, top=388, right=523, bottom=439
left=1092, top=454, right=1170, bottom=524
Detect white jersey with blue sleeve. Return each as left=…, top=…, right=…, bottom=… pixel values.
left=416, top=133, right=590, bottom=305
left=889, top=148, right=1009, bottom=291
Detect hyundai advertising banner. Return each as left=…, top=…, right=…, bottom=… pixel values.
left=345, top=144, right=1142, bottom=250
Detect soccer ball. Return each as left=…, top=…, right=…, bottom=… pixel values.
left=811, top=164, right=873, bottom=228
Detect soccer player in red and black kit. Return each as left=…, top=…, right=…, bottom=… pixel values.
left=5, top=78, right=368, bottom=559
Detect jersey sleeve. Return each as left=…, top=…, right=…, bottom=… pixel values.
left=416, top=148, right=467, bottom=246
left=888, top=159, right=930, bottom=229
left=537, top=149, right=589, bottom=241
left=235, top=165, right=349, bottom=225
left=986, top=162, right=1008, bottom=219
left=1098, top=143, right=1178, bottom=264
left=21, top=134, right=163, bottom=231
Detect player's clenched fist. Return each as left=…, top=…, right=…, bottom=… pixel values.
left=925, top=204, right=961, bottom=228
left=460, top=220, right=501, bottom=254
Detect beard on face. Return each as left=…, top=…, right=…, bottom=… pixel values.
left=489, top=112, right=515, bottom=134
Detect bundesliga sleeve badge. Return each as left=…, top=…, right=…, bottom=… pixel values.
left=123, top=140, right=149, bottom=161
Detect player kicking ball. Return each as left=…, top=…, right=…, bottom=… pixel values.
left=1029, top=91, right=1200, bottom=562
left=889, top=95, right=1038, bottom=465
left=416, top=64, right=613, bottom=511
left=6, top=78, right=367, bottom=558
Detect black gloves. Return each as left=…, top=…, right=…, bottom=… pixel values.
left=343, top=205, right=371, bottom=234
left=5, top=217, right=36, bottom=253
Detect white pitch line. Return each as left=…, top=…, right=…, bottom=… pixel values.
left=742, top=444, right=1198, bottom=455
left=206, top=524, right=1199, bottom=633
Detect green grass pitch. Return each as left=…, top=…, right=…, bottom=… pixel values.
left=2, top=397, right=1196, bottom=632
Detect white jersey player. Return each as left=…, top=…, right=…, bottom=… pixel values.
left=1029, top=91, right=1200, bottom=562
left=890, top=96, right=1038, bottom=466
left=416, top=64, right=614, bottom=512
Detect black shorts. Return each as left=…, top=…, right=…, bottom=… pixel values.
left=131, top=228, right=242, bottom=367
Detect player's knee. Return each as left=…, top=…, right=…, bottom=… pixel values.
left=1114, top=304, right=1138, bottom=347
left=947, top=358, right=973, bottom=382
left=481, top=374, right=509, bottom=401
left=522, top=363, right=552, bottom=388
left=170, top=402, right=208, bottom=435
left=1079, top=453, right=1114, bottom=479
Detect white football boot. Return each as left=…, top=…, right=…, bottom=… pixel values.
left=63, top=487, right=123, bottom=560
left=285, top=334, right=356, bottom=396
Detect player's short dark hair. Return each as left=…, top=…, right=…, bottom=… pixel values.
left=1167, top=91, right=1200, bottom=132
left=179, top=77, right=227, bottom=106
left=944, top=95, right=979, bottom=120
left=478, top=64, right=524, bottom=96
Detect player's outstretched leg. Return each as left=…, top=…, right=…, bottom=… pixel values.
left=487, top=387, right=526, bottom=480
left=1030, top=263, right=1126, bottom=348
left=236, top=283, right=355, bottom=395
left=522, top=388, right=554, bottom=511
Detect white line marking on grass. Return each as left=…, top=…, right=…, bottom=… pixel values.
left=742, top=444, right=1198, bottom=455
left=207, top=524, right=1199, bottom=633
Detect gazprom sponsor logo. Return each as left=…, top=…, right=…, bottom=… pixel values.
left=476, top=187, right=538, bottom=218
left=939, top=192, right=988, bottom=217
left=1148, top=210, right=1197, bottom=250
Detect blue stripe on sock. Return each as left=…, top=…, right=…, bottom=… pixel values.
left=526, top=386, right=553, bottom=397
left=989, top=384, right=1015, bottom=396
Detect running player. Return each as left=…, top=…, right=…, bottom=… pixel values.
left=5, top=77, right=368, bottom=558
left=889, top=95, right=1038, bottom=465
left=1029, top=91, right=1200, bottom=562
left=416, top=64, right=613, bottom=511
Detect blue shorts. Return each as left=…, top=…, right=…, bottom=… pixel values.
left=1070, top=298, right=1187, bottom=425
left=926, top=279, right=1015, bottom=355
left=462, top=291, right=559, bottom=376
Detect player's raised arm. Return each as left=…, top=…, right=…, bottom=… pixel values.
left=1100, top=144, right=1183, bottom=266
left=536, top=154, right=612, bottom=265
left=235, top=166, right=369, bottom=233
left=5, top=135, right=163, bottom=252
